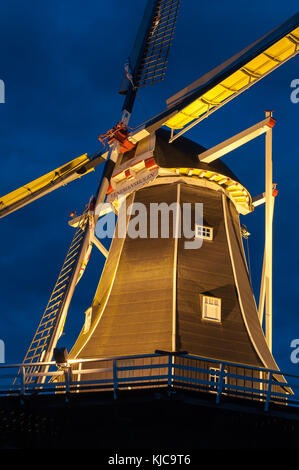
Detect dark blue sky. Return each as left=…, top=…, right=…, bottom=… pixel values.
left=0, top=0, right=298, bottom=376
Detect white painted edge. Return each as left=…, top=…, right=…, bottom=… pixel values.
left=198, top=117, right=274, bottom=163
left=172, top=183, right=180, bottom=351
left=222, top=193, right=269, bottom=370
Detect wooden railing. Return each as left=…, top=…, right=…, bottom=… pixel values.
left=1, top=352, right=298, bottom=412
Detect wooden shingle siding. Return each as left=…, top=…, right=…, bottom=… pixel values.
left=176, top=183, right=262, bottom=366
left=73, top=184, right=178, bottom=359
left=65, top=128, right=288, bottom=397
left=69, top=194, right=135, bottom=359
left=71, top=181, right=280, bottom=372
left=223, top=195, right=280, bottom=372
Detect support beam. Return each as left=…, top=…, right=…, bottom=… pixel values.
left=94, top=141, right=120, bottom=224
left=92, top=235, right=109, bottom=258
left=197, top=116, right=276, bottom=164
left=253, top=184, right=277, bottom=208
left=264, top=111, right=274, bottom=352
left=252, top=192, right=266, bottom=208
left=258, top=196, right=275, bottom=325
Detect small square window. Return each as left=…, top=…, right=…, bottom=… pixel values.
left=201, top=295, right=221, bottom=322
left=195, top=224, right=213, bottom=240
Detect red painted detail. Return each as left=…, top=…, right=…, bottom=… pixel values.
left=267, top=117, right=276, bottom=128
left=98, top=122, right=136, bottom=154
left=107, top=183, right=113, bottom=194
left=145, top=157, right=158, bottom=169
left=272, top=183, right=278, bottom=197
left=125, top=169, right=134, bottom=180
left=118, top=139, right=135, bottom=154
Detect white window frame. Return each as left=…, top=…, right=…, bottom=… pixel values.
left=201, top=295, right=221, bottom=322
left=195, top=224, right=213, bottom=241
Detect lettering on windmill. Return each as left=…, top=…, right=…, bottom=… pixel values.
left=0, top=339, right=4, bottom=363
left=0, top=80, right=4, bottom=103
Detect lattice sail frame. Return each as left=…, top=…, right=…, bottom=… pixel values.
left=136, top=0, right=181, bottom=88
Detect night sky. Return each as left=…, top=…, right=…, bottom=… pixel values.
left=0, top=0, right=298, bottom=377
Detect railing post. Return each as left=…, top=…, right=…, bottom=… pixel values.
left=20, top=366, right=26, bottom=399
left=76, top=360, right=82, bottom=393
left=168, top=354, right=173, bottom=388
left=64, top=365, right=72, bottom=402
left=264, top=371, right=273, bottom=411
left=113, top=359, right=118, bottom=399
left=216, top=363, right=226, bottom=404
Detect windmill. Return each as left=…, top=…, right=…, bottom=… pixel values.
left=0, top=1, right=298, bottom=395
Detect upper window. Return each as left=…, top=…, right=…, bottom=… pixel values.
left=195, top=224, right=213, bottom=240
left=201, top=295, right=221, bottom=322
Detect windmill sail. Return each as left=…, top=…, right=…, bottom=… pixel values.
left=119, top=0, right=180, bottom=93
left=143, top=12, right=299, bottom=136
left=120, top=0, right=181, bottom=117
left=0, top=152, right=105, bottom=219
left=135, top=0, right=181, bottom=88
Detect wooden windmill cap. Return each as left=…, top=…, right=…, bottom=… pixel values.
left=109, top=129, right=253, bottom=215
left=154, top=128, right=240, bottom=180
left=153, top=129, right=252, bottom=215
